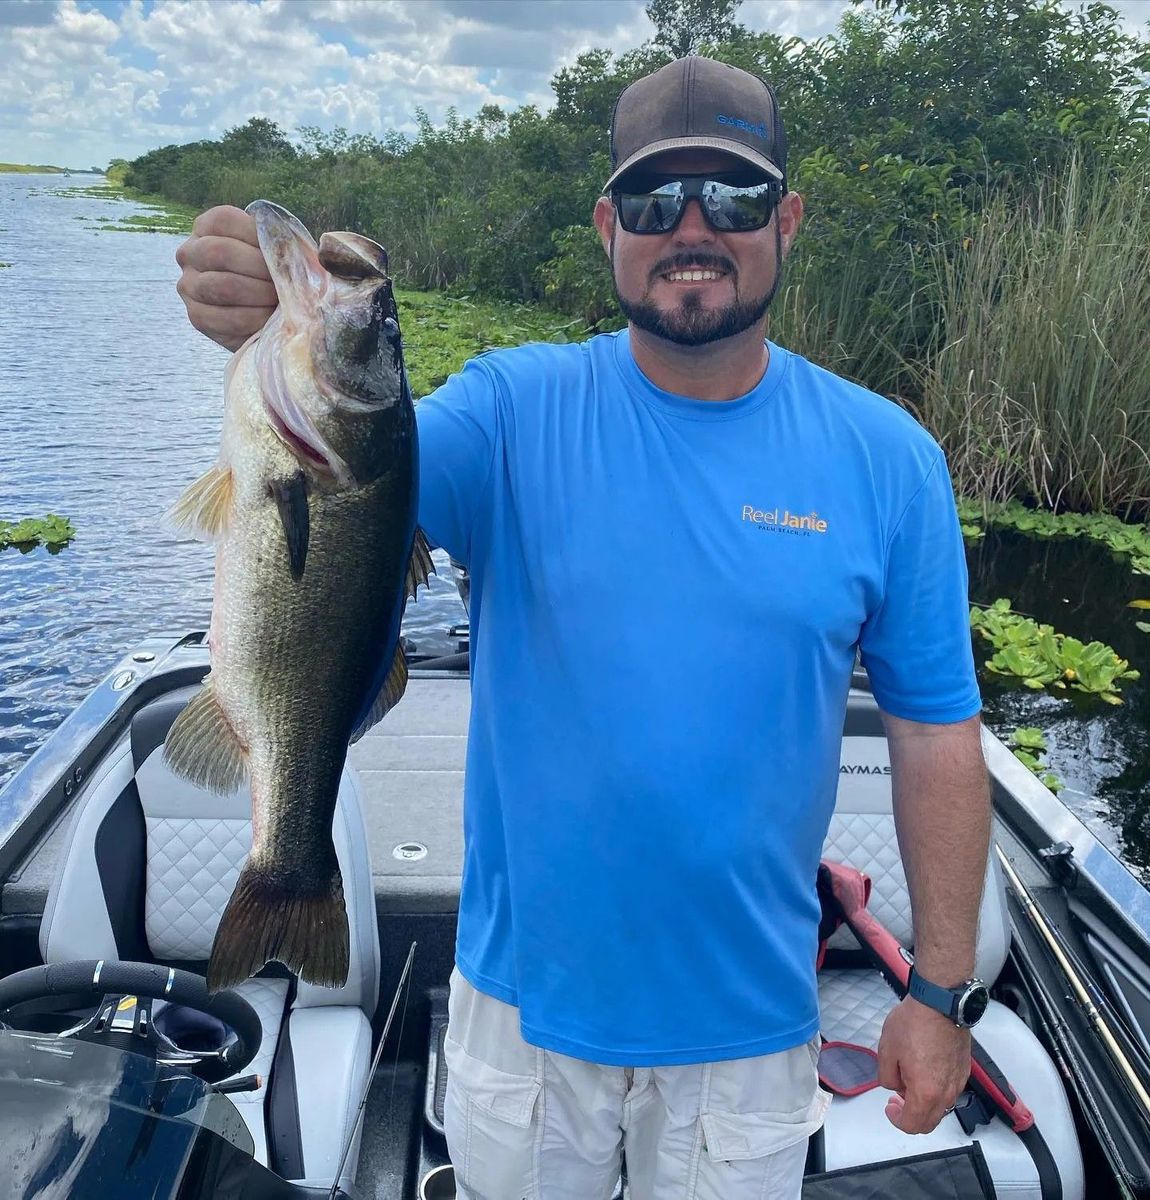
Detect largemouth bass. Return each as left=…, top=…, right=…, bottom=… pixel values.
left=164, top=200, right=431, bottom=992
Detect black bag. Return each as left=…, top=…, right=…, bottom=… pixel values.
left=802, top=1145, right=997, bottom=1199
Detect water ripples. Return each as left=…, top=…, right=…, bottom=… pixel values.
left=0, top=176, right=465, bottom=790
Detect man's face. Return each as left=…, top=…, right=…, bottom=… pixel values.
left=593, top=149, right=803, bottom=347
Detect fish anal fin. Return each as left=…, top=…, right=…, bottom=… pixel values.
left=167, top=466, right=235, bottom=541
left=207, top=860, right=349, bottom=992
left=269, top=470, right=310, bottom=580
left=163, top=678, right=248, bottom=794
left=350, top=642, right=409, bottom=744
left=406, top=527, right=434, bottom=600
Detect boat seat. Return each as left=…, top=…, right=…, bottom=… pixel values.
left=37, top=685, right=380, bottom=1194
left=820, top=735, right=1085, bottom=1198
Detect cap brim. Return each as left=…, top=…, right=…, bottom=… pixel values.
left=603, top=136, right=784, bottom=192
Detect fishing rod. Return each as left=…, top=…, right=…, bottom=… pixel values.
left=328, top=940, right=418, bottom=1200
left=995, top=847, right=1150, bottom=1117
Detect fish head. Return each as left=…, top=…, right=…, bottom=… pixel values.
left=246, top=201, right=408, bottom=484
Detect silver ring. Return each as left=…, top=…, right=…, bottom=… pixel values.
left=944, top=1104, right=955, bottom=1114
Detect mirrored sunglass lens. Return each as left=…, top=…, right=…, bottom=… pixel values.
left=619, top=182, right=684, bottom=233
left=704, top=180, right=777, bottom=231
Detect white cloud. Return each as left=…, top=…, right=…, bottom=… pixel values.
left=1, top=0, right=1145, bottom=172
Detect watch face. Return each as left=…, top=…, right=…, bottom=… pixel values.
left=959, top=983, right=990, bottom=1026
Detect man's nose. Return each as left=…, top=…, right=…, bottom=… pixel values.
left=673, top=197, right=713, bottom=241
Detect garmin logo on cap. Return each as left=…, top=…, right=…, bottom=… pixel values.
left=717, top=113, right=769, bottom=139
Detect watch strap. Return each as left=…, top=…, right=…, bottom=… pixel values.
left=907, top=966, right=960, bottom=1022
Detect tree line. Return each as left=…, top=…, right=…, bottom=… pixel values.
left=123, top=0, right=1150, bottom=516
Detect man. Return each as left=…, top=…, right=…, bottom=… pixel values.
left=176, top=55, right=989, bottom=1200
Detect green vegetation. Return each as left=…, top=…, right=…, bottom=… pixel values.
left=0, top=163, right=68, bottom=174
left=958, top=499, right=1150, bottom=576
left=0, top=515, right=76, bottom=553
left=116, top=0, right=1150, bottom=519
left=397, top=291, right=590, bottom=398
left=969, top=598, right=1139, bottom=704
left=1006, top=727, right=1064, bottom=794
left=58, top=184, right=197, bottom=235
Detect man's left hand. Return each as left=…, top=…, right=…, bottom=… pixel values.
left=876, top=997, right=971, bottom=1133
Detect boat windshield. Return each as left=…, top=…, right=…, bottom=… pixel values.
left=0, top=1029, right=257, bottom=1198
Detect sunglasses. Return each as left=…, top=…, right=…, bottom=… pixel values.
left=612, top=172, right=786, bottom=235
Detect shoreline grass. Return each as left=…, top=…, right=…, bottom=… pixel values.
left=1, top=163, right=99, bottom=175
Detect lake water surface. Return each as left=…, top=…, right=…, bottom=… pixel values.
left=0, top=174, right=466, bottom=802
left=2, top=174, right=1147, bottom=877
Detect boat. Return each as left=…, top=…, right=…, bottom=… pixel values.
left=1, top=620, right=1148, bottom=1199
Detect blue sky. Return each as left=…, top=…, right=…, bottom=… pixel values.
left=2, top=0, right=1148, bottom=170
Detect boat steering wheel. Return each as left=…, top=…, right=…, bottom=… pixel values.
left=0, top=959, right=262, bottom=1084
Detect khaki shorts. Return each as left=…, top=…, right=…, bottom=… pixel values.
left=443, top=968, right=829, bottom=1200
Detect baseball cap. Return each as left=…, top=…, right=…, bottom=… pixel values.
left=604, top=56, right=788, bottom=192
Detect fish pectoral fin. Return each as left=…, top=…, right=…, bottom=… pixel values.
left=350, top=642, right=409, bottom=744
left=167, top=465, right=235, bottom=541
left=162, top=676, right=248, bottom=794
left=270, top=470, right=310, bottom=580
left=406, top=527, right=434, bottom=600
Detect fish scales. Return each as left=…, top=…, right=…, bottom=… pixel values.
left=164, top=200, right=430, bottom=992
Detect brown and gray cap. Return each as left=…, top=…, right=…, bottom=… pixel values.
left=605, top=56, right=787, bottom=191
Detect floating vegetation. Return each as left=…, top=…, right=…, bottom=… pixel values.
left=399, top=289, right=591, bottom=398
left=54, top=182, right=196, bottom=235
left=958, top=498, right=1150, bottom=575
left=0, top=514, right=76, bottom=553
left=969, top=597, right=1139, bottom=704
left=1006, top=727, right=1064, bottom=793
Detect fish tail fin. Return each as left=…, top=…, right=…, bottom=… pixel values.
left=207, top=860, right=350, bottom=992
left=163, top=677, right=248, bottom=794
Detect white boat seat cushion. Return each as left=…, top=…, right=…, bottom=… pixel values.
left=37, top=685, right=382, bottom=1192
left=822, top=736, right=1085, bottom=1199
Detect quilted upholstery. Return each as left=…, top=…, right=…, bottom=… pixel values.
left=39, top=687, right=382, bottom=1192
left=818, top=970, right=892, bottom=1047
left=145, top=816, right=251, bottom=960
left=823, top=813, right=911, bottom=948
left=820, top=733, right=1084, bottom=1199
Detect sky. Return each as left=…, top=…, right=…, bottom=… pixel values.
left=2, top=0, right=1149, bottom=171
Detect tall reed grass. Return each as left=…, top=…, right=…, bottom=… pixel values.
left=910, top=157, right=1150, bottom=519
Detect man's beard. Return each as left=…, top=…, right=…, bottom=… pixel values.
left=612, top=233, right=782, bottom=347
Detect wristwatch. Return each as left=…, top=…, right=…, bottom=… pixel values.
left=907, top=966, right=990, bottom=1028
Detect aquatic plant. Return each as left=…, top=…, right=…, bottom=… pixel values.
left=1006, top=727, right=1064, bottom=793
left=958, top=498, right=1150, bottom=576
left=0, top=514, right=76, bottom=552
left=399, top=289, right=591, bottom=398
left=969, top=597, right=1139, bottom=704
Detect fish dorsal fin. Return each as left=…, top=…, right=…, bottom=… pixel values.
left=167, top=465, right=235, bottom=541
left=163, top=674, right=248, bottom=794
left=407, top=528, right=434, bottom=600
left=350, top=642, right=408, bottom=744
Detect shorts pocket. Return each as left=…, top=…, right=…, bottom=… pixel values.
left=443, top=1032, right=542, bottom=1200
left=688, top=1039, right=830, bottom=1200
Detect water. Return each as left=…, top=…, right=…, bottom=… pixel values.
left=1, top=175, right=1147, bottom=877
left=0, top=175, right=466, bottom=802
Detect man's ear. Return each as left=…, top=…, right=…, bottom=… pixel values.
left=777, top=191, right=804, bottom=259
left=593, top=195, right=615, bottom=257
